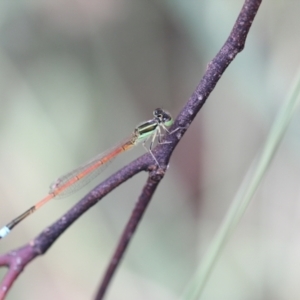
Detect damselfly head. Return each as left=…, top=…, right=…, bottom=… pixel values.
left=153, top=108, right=173, bottom=127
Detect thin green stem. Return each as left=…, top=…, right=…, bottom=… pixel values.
left=181, top=70, right=300, bottom=300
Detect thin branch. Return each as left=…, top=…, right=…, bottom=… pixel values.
left=95, top=169, right=164, bottom=300
left=163, top=0, right=262, bottom=150
left=0, top=0, right=262, bottom=299
left=0, top=246, right=35, bottom=297
left=94, top=0, right=262, bottom=298
left=0, top=156, right=149, bottom=299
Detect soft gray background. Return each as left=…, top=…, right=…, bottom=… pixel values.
left=0, top=1, right=300, bottom=299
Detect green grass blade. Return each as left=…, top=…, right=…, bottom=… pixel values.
left=181, top=70, right=300, bottom=300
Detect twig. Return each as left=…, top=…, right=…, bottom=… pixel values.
left=95, top=0, right=262, bottom=298
left=0, top=0, right=262, bottom=299
left=0, top=157, right=149, bottom=299
left=95, top=169, right=164, bottom=299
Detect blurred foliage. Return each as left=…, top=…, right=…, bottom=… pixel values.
left=0, top=1, right=300, bottom=300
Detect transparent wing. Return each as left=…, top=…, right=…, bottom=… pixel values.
left=49, top=135, right=137, bottom=198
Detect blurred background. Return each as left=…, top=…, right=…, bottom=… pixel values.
left=0, top=1, right=300, bottom=299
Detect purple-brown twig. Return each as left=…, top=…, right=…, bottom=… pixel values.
left=0, top=0, right=262, bottom=299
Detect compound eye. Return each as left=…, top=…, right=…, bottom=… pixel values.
left=153, top=108, right=172, bottom=124
left=154, top=108, right=163, bottom=114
